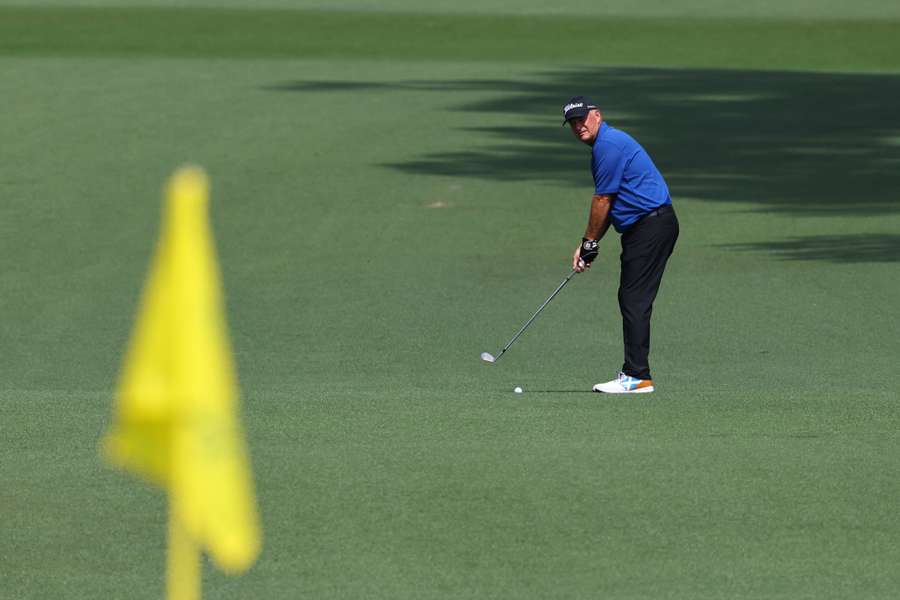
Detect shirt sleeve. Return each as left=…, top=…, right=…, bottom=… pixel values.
left=592, top=142, right=626, bottom=195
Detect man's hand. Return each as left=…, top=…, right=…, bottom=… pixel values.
left=572, top=238, right=599, bottom=272
left=573, top=194, right=612, bottom=272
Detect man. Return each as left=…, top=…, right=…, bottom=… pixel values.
left=563, top=96, right=679, bottom=394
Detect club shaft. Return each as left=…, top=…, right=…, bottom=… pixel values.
left=496, top=270, right=577, bottom=359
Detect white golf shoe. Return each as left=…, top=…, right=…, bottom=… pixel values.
left=592, top=372, right=655, bottom=394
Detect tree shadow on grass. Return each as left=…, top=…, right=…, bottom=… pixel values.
left=267, top=67, right=900, bottom=216
left=722, top=233, right=900, bottom=263
left=266, top=67, right=900, bottom=261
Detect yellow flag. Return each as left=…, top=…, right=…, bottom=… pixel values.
left=104, top=167, right=261, bottom=596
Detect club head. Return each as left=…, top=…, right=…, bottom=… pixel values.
left=480, top=352, right=496, bottom=364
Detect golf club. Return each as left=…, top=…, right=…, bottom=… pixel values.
left=481, top=268, right=578, bottom=364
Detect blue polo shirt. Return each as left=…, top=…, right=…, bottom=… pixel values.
left=591, top=122, right=671, bottom=233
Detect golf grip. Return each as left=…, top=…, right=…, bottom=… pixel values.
left=498, top=269, right=577, bottom=357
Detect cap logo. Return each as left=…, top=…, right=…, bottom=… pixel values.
left=563, top=102, right=584, bottom=113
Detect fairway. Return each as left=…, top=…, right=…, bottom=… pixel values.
left=3, top=2, right=900, bottom=599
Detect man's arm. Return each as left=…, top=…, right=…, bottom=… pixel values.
left=572, top=194, right=613, bottom=272
left=584, top=194, right=613, bottom=240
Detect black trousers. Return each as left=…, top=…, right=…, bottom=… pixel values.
left=618, top=205, right=679, bottom=380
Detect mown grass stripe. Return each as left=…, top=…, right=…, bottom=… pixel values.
left=1, top=7, right=899, bottom=71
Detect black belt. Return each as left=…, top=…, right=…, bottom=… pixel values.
left=643, top=204, right=673, bottom=219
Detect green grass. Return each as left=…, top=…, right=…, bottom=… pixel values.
left=4, top=0, right=900, bottom=20
left=3, top=4, right=900, bottom=600
left=2, top=7, right=900, bottom=71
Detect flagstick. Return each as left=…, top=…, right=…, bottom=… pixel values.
left=167, top=502, right=200, bottom=600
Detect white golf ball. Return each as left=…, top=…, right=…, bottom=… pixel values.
left=514, top=386, right=523, bottom=394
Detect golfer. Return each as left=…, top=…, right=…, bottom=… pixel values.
left=563, top=96, right=679, bottom=394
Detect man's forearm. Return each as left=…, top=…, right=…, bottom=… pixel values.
left=584, top=194, right=613, bottom=240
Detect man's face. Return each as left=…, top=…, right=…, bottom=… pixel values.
left=568, top=109, right=602, bottom=145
